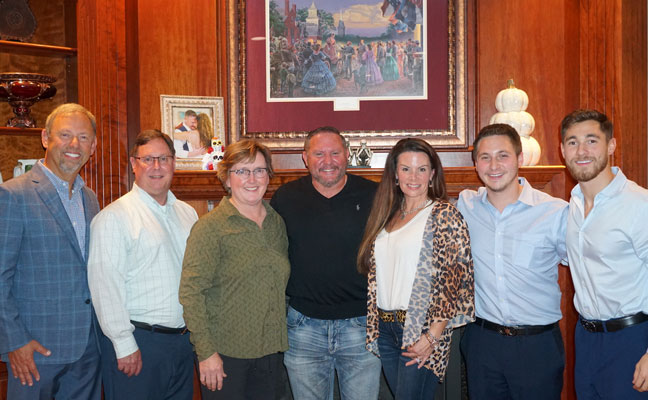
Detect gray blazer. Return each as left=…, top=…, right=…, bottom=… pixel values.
left=0, top=162, right=100, bottom=364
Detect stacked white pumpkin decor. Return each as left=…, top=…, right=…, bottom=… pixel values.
left=489, top=79, right=541, bottom=166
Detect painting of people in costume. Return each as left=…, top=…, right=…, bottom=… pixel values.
left=266, top=0, right=429, bottom=101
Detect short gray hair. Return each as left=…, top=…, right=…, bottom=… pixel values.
left=45, top=103, right=97, bottom=135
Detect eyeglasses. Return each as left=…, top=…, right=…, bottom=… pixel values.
left=134, top=155, right=174, bottom=166
left=229, top=168, right=268, bottom=178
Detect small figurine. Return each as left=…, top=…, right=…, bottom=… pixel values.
left=356, top=140, right=373, bottom=167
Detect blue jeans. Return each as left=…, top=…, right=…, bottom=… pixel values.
left=284, top=306, right=381, bottom=400
left=378, top=319, right=439, bottom=399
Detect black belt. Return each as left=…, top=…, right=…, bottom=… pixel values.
left=131, top=320, right=188, bottom=335
left=475, top=317, right=557, bottom=337
left=579, top=312, right=648, bottom=333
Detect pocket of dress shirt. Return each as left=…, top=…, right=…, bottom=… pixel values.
left=511, top=233, right=545, bottom=268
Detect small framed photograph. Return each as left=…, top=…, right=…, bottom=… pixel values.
left=160, top=95, right=226, bottom=170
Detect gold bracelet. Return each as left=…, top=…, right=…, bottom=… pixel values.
left=425, top=332, right=440, bottom=349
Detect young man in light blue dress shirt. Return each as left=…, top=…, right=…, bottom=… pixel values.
left=457, top=124, right=568, bottom=400
left=560, top=109, right=648, bottom=398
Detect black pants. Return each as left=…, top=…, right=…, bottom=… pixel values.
left=200, top=352, right=284, bottom=400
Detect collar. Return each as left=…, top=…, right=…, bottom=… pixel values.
left=132, top=183, right=176, bottom=211
left=39, top=159, right=85, bottom=195
left=570, top=167, right=626, bottom=201
left=220, top=196, right=271, bottom=219
left=478, top=177, right=534, bottom=208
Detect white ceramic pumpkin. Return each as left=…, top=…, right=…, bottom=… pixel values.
left=495, top=79, right=529, bottom=113
left=488, top=111, right=535, bottom=137
left=520, top=135, right=541, bottom=166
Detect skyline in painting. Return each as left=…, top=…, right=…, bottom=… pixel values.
left=266, top=0, right=427, bottom=101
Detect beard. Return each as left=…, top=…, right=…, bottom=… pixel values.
left=566, top=155, right=608, bottom=182
left=312, top=166, right=346, bottom=188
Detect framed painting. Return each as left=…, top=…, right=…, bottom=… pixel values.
left=160, top=95, right=226, bottom=170
left=227, top=0, right=468, bottom=151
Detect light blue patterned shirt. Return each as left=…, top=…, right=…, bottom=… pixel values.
left=457, top=178, right=568, bottom=326
left=39, top=160, right=87, bottom=259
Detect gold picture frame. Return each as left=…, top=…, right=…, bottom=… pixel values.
left=226, top=0, right=469, bottom=151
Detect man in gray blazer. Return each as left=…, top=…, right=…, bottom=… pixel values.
left=0, top=103, right=101, bottom=399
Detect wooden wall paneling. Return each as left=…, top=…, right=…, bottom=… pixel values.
left=0, top=362, right=5, bottom=400
left=136, top=0, right=220, bottom=133
left=77, top=0, right=130, bottom=206
left=579, top=0, right=647, bottom=186
left=477, top=0, right=580, bottom=166
left=0, top=136, right=44, bottom=181
left=618, top=0, right=647, bottom=186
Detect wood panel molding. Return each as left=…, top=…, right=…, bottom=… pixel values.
left=76, top=0, right=130, bottom=207
left=579, top=0, right=647, bottom=186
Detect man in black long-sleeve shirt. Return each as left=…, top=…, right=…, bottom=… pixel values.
left=271, top=126, right=381, bottom=400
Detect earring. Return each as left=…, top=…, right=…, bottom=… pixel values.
left=395, top=176, right=399, bottom=186
left=429, top=180, right=433, bottom=187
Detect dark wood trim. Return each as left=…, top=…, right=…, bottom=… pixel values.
left=0, top=127, right=42, bottom=136
left=172, top=166, right=573, bottom=201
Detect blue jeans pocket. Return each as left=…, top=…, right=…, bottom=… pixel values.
left=350, top=316, right=367, bottom=328
left=286, top=306, right=307, bottom=328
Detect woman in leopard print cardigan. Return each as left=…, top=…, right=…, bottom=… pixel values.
left=357, top=138, right=474, bottom=399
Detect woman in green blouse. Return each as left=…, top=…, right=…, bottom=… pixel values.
left=179, top=139, right=290, bottom=399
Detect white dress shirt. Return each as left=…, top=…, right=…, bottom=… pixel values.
left=457, top=178, right=568, bottom=326
left=375, top=204, right=432, bottom=310
left=566, top=167, right=648, bottom=320
left=88, top=184, right=198, bottom=358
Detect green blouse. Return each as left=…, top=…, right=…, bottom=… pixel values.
left=179, top=197, right=290, bottom=360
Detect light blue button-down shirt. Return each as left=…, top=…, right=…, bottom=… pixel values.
left=457, top=178, right=568, bottom=326
left=566, top=167, right=648, bottom=320
left=39, top=160, right=87, bottom=259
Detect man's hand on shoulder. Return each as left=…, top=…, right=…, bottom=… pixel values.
left=117, top=349, right=142, bottom=377
left=8, top=339, right=51, bottom=386
left=633, top=352, right=648, bottom=392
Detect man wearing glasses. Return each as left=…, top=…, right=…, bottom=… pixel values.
left=88, top=130, right=198, bottom=399
left=270, top=126, right=381, bottom=400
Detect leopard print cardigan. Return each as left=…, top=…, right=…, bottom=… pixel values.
left=366, top=200, right=475, bottom=381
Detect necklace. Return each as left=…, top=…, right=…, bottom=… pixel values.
left=400, top=199, right=431, bottom=220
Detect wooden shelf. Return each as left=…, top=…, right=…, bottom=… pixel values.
left=0, top=40, right=77, bottom=57
left=0, top=127, right=42, bottom=136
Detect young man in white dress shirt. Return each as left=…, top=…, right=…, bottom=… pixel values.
left=560, top=109, right=648, bottom=398
left=457, top=124, right=568, bottom=399
left=88, top=130, right=198, bottom=399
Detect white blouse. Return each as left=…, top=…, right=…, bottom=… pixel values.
left=375, top=204, right=433, bottom=311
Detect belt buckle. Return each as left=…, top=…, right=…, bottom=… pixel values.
left=498, top=326, right=517, bottom=336
left=581, top=320, right=597, bottom=332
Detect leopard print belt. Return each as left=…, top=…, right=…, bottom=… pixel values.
left=378, top=309, right=407, bottom=323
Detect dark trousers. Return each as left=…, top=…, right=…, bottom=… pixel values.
left=461, top=321, right=564, bottom=400
left=377, top=320, right=440, bottom=399
left=200, top=352, right=283, bottom=400
left=575, top=319, right=648, bottom=399
left=99, top=327, right=194, bottom=400
left=7, top=322, right=101, bottom=400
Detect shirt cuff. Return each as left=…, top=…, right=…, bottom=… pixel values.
left=111, top=334, right=139, bottom=359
